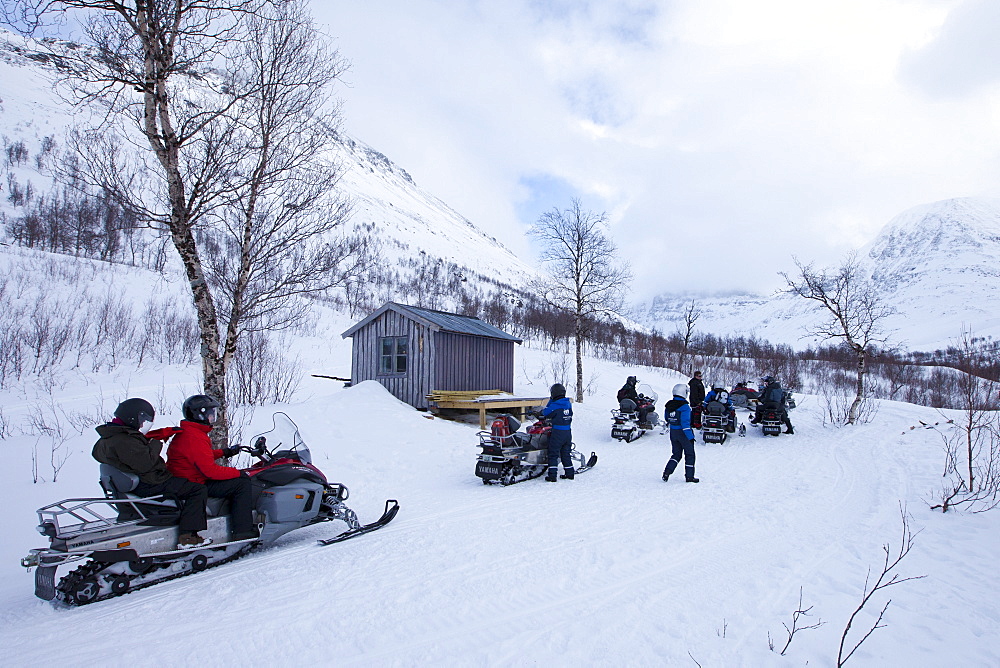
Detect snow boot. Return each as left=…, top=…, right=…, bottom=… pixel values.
left=560, top=468, right=575, bottom=480
left=662, top=470, right=671, bottom=482
left=545, top=474, right=558, bottom=482
left=685, top=477, right=700, bottom=483
left=177, top=532, right=212, bottom=549
left=784, top=427, right=794, bottom=434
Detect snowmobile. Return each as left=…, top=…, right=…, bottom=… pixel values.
left=753, top=393, right=795, bottom=437
left=475, top=413, right=598, bottom=485
left=21, top=413, right=399, bottom=606
left=701, top=396, right=740, bottom=444
left=611, top=385, right=659, bottom=442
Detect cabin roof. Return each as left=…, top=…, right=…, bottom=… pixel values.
left=341, top=302, right=522, bottom=343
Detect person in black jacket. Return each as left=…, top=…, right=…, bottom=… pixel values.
left=92, top=398, right=212, bottom=548
left=617, top=376, right=651, bottom=425
left=749, top=377, right=794, bottom=434
left=688, top=371, right=706, bottom=406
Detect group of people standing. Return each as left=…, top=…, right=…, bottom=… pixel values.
left=92, top=395, right=259, bottom=549
left=659, top=371, right=795, bottom=484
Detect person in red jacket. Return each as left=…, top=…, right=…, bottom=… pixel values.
left=166, top=395, right=258, bottom=541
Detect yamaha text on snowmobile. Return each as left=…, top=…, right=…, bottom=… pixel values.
left=21, top=413, right=399, bottom=606
left=475, top=414, right=597, bottom=485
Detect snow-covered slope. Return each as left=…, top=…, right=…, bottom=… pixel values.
left=643, top=197, right=1000, bottom=351
left=0, top=30, right=542, bottom=293
left=1, top=315, right=998, bottom=665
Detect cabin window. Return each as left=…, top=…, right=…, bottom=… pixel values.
left=379, top=336, right=409, bottom=375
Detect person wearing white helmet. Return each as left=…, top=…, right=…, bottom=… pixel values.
left=661, top=383, right=699, bottom=483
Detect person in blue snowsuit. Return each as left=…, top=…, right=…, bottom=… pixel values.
left=662, top=383, right=699, bottom=483
left=541, top=383, right=574, bottom=482
left=703, top=385, right=733, bottom=408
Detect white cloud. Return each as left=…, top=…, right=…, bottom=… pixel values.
left=314, top=0, right=1000, bottom=300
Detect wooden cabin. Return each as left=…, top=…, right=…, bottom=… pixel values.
left=341, top=302, right=522, bottom=410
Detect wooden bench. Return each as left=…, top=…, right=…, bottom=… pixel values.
left=427, top=392, right=552, bottom=429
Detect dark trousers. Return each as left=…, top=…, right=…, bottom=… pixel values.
left=205, top=476, right=254, bottom=535
left=547, top=429, right=574, bottom=474
left=753, top=403, right=793, bottom=429
left=664, top=430, right=696, bottom=479
left=134, top=477, right=208, bottom=533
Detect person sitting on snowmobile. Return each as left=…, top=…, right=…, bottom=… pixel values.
left=749, top=377, right=794, bottom=434
left=662, top=384, right=699, bottom=483
left=617, top=375, right=652, bottom=425
left=730, top=382, right=760, bottom=401
left=541, top=383, right=574, bottom=482
left=703, top=384, right=733, bottom=408
left=166, top=395, right=258, bottom=542
left=92, top=398, right=212, bottom=549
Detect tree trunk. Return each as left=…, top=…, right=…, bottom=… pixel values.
left=142, top=62, right=229, bottom=446
left=848, top=347, right=866, bottom=425
left=574, top=311, right=584, bottom=403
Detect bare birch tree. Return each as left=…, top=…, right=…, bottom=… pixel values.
left=783, top=253, right=895, bottom=424
left=678, top=298, right=701, bottom=374
left=529, top=198, right=631, bottom=403
left=5, top=1, right=359, bottom=445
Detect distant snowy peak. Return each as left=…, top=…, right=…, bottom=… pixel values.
left=863, top=197, right=1000, bottom=283
left=641, top=196, right=1000, bottom=351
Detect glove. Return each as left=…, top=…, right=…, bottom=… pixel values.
left=221, top=446, right=241, bottom=458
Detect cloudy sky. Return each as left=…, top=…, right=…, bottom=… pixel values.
left=313, top=0, right=1000, bottom=300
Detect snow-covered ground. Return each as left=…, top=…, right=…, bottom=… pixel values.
left=1, top=319, right=998, bottom=665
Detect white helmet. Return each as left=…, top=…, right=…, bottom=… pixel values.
left=672, top=383, right=688, bottom=398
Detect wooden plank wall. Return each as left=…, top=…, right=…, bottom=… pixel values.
left=434, top=332, right=515, bottom=393
left=350, top=310, right=434, bottom=409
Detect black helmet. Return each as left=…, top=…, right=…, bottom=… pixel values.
left=114, top=398, right=155, bottom=430
left=627, top=376, right=637, bottom=385
left=182, top=394, right=221, bottom=424
left=550, top=383, right=566, bottom=400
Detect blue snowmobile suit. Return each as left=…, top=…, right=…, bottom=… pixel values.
left=541, top=396, right=573, bottom=429
left=542, top=396, right=573, bottom=478
left=664, top=396, right=694, bottom=440
left=663, top=395, right=697, bottom=481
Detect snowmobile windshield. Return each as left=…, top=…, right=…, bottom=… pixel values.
left=250, top=412, right=312, bottom=464
left=637, top=384, right=658, bottom=403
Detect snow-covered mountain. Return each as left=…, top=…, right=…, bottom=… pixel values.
left=643, top=197, right=1000, bottom=351
left=0, top=30, right=542, bottom=295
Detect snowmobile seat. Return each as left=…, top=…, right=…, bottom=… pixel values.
left=99, top=464, right=180, bottom=525
left=705, top=401, right=728, bottom=417
left=619, top=398, right=637, bottom=414
left=206, top=497, right=231, bottom=517
left=731, top=394, right=748, bottom=409
left=99, top=463, right=140, bottom=497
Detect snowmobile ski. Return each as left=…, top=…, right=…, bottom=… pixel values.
left=317, top=499, right=399, bottom=545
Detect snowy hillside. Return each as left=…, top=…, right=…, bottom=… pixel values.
left=643, top=197, right=1000, bottom=351
left=0, top=30, right=543, bottom=293
left=862, top=197, right=1000, bottom=349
